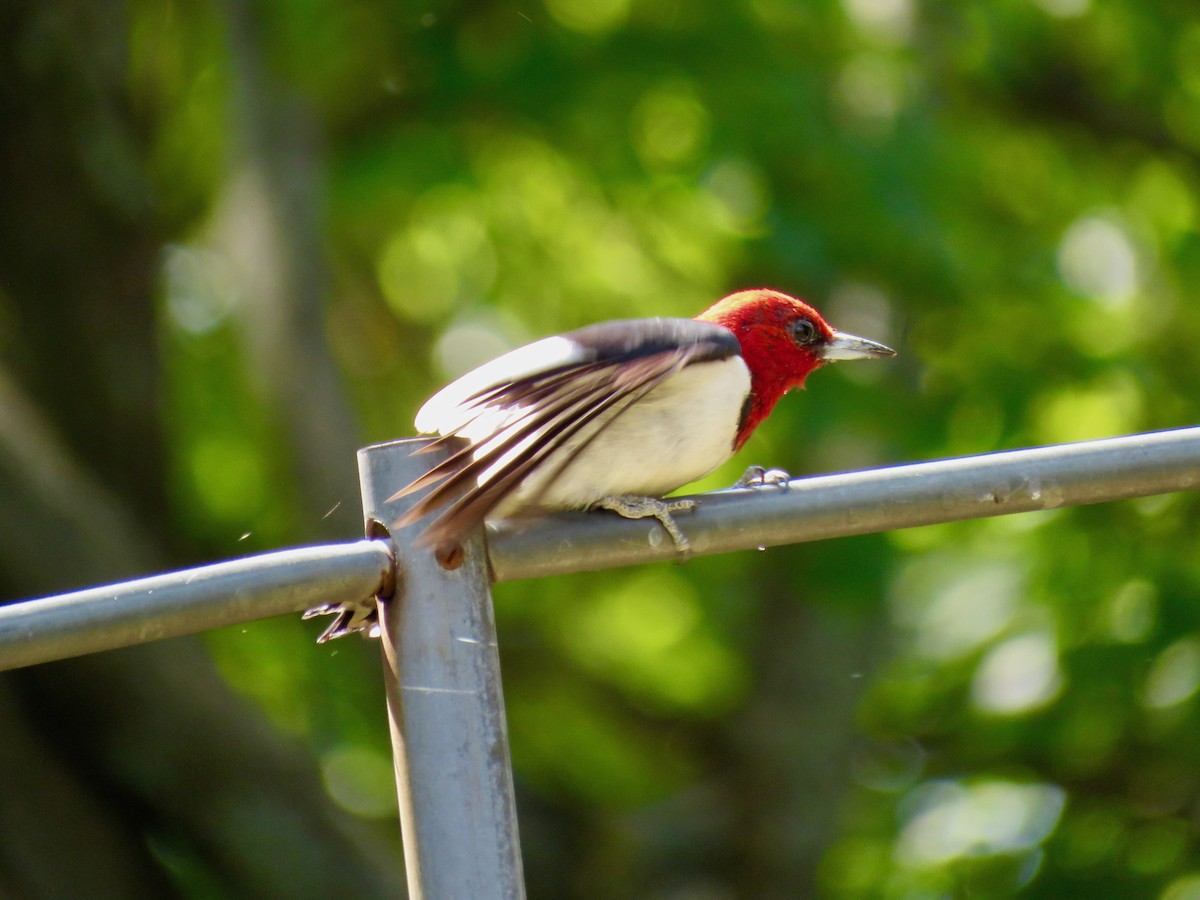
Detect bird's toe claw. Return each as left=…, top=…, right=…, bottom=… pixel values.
left=735, top=465, right=792, bottom=489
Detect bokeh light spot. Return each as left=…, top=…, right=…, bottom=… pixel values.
left=1162, top=872, right=1200, bottom=900
left=972, top=632, right=1063, bottom=715
left=377, top=187, right=495, bottom=322
left=1057, top=213, right=1140, bottom=304
left=834, top=53, right=907, bottom=130
left=631, top=81, right=710, bottom=169
left=1143, top=637, right=1200, bottom=710
left=1059, top=805, right=1126, bottom=869
left=897, top=779, right=1066, bottom=866
left=1163, top=91, right=1200, bottom=151
left=703, top=158, right=769, bottom=233
left=1104, top=579, right=1158, bottom=644
left=1032, top=0, right=1091, bottom=18
left=433, top=312, right=526, bottom=382
left=1033, top=372, right=1144, bottom=445
left=543, top=0, right=629, bottom=34
left=321, top=745, right=399, bottom=819
left=188, top=435, right=265, bottom=522
left=378, top=232, right=459, bottom=320
left=556, top=570, right=747, bottom=712
left=826, top=281, right=895, bottom=384
left=1127, top=159, right=1196, bottom=243
left=1129, top=819, right=1190, bottom=875
left=164, top=244, right=238, bottom=334
left=891, top=558, right=1023, bottom=661
left=842, top=0, right=914, bottom=43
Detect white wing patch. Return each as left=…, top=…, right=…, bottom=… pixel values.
left=415, top=336, right=581, bottom=435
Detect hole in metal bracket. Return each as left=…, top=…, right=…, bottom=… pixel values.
left=435, top=540, right=465, bottom=570
left=366, top=517, right=398, bottom=599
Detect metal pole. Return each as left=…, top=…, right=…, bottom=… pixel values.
left=1, top=428, right=1197, bottom=672
left=488, top=426, right=1200, bottom=582
left=359, top=438, right=524, bottom=900
left=0, top=541, right=393, bottom=672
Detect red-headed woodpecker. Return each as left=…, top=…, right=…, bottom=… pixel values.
left=306, top=288, right=894, bottom=641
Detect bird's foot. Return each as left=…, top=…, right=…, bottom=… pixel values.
left=735, top=465, right=792, bottom=489
left=592, top=495, right=697, bottom=554
left=302, top=601, right=380, bottom=643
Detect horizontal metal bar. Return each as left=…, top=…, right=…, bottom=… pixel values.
left=2, top=429, right=1197, bottom=669
left=0, top=540, right=394, bottom=671
left=486, top=427, right=1200, bottom=582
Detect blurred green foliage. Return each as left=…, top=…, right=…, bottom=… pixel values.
left=6, top=0, right=1200, bottom=896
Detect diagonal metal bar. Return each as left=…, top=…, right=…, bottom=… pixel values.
left=0, top=540, right=394, bottom=671
left=486, top=426, right=1200, bottom=582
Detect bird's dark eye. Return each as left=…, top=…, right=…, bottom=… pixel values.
left=789, top=317, right=819, bottom=346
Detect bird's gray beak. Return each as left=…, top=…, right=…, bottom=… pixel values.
left=819, top=330, right=896, bottom=362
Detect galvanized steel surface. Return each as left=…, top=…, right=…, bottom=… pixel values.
left=1, top=427, right=1197, bottom=673
left=0, top=540, right=393, bottom=671
left=486, top=426, right=1200, bottom=582
left=363, top=439, right=526, bottom=900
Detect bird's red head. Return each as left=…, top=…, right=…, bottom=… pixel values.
left=697, top=288, right=894, bottom=449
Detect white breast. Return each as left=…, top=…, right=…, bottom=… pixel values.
left=494, top=355, right=751, bottom=514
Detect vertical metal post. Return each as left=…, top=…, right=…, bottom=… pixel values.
left=359, top=439, right=525, bottom=899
